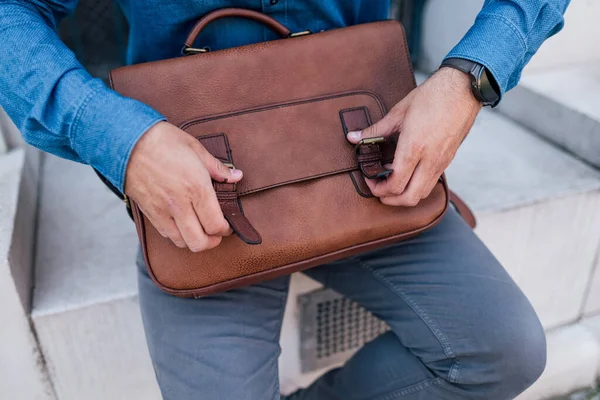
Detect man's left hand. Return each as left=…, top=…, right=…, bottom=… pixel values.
left=347, top=67, right=482, bottom=206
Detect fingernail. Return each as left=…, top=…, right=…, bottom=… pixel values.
left=230, top=169, right=242, bottom=178
left=347, top=131, right=362, bottom=141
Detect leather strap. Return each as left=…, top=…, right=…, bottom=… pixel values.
left=340, top=107, right=393, bottom=179
left=215, top=182, right=262, bottom=244
left=185, top=8, right=292, bottom=48
left=449, top=191, right=477, bottom=229
left=355, top=141, right=393, bottom=179
left=197, top=133, right=262, bottom=244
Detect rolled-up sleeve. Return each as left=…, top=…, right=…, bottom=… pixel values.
left=445, top=0, right=570, bottom=97
left=0, top=1, right=165, bottom=192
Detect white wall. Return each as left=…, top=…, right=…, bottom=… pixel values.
left=0, top=107, right=24, bottom=151
left=0, top=149, right=54, bottom=400
left=418, top=0, right=600, bottom=74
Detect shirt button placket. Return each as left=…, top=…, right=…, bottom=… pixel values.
left=261, top=0, right=280, bottom=10
left=261, top=0, right=285, bottom=40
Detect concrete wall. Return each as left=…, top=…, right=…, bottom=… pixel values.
left=0, top=144, right=54, bottom=399
left=418, top=0, right=600, bottom=73
left=0, top=103, right=54, bottom=400
left=0, top=107, right=24, bottom=151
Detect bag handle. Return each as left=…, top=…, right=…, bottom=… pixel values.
left=184, top=8, right=309, bottom=54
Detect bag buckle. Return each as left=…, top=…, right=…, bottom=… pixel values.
left=354, top=137, right=385, bottom=153
left=353, top=137, right=393, bottom=179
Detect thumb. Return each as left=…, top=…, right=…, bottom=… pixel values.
left=346, top=115, right=397, bottom=144
left=200, top=152, right=243, bottom=184
left=346, top=99, right=410, bottom=144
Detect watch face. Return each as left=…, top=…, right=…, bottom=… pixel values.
left=483, top=68, right=501, bottom=98
left=472, top=64, right=485, bottom=87
left=468, top=64, right=486, bottom=104
left=477, top=66, right=500, bottom=107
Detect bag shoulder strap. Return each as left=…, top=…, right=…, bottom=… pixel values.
left=449, top=191, right=476, bottom=228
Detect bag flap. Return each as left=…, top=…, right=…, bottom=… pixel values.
left=109, top=20, right=416, bottom=126
left=186, top=91, right=396, bottom=196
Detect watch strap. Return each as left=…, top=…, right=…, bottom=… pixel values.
left=441, top=58, right=500, bottom=107
left=441, top=58, right=476, bottom=75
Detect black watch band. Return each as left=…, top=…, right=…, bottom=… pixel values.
left=440, top=58, right=500, bottom=107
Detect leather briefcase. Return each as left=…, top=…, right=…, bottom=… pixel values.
left=108, top=8, right=475, bottom=297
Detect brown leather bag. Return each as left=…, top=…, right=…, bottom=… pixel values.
left=108, top=8, right=475, bottom=297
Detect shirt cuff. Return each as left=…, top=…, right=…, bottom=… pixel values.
left=444, top=13, right=527, bottom=99
left=70, top=80, right=166, bottom=193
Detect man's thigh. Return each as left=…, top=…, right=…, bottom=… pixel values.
left=136, top=250, right=290, bottom=400
left=304, top=208, right=545, bottom=398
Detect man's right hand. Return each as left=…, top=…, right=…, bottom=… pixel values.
left=124, top=122, right=242, bottom=252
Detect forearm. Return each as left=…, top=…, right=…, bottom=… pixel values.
left=445, top=0, right=570, bottom=96
left=0, top=1, right=164, bottom=192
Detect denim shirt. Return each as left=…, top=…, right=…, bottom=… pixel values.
left=0, top=0, right=569, bottom=192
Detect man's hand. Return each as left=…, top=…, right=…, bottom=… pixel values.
left=125, top=122, right=242, bottom=252
left=347, top=67, right=482, bottom=206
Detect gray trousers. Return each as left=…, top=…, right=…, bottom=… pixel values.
left=137, top=208, right=546, bottom=400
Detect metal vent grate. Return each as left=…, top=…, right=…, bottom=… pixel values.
left=299, top=288, right=389, bottom=373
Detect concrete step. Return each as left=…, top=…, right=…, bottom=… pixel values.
left=33, top=158, right=140, bottom=317
left=447, top=108, right=600, bottom=330
left=31, top=156, right=157, bottom=400
left=499, top=64, right=600, bottom=170
left=583, top=255, right=600, bottom=316
left=31, top=109, right=600, bottom=399
left=0, top=125, right=6, bottom=154
left=0, top=147, right=53, bottom=400
left=518, top=321, right=600, bottom=400
left=0, top=107, right=24, bottom=151
left=479, top=64, right=600, bottom=319
left=418, top=0, right=600, bottom=73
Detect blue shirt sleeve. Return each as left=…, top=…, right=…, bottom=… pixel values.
left=445, top=0, right=570, bottom=98
left=0, top=1, right=165, bottom=193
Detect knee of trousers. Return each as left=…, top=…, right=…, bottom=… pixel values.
left=449, top=309, right=547, bottom=399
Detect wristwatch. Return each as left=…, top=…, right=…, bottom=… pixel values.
left=440, top=58, right=501, bottom=108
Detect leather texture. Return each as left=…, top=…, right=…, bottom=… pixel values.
left=109, top=8, right=476, bottom=297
